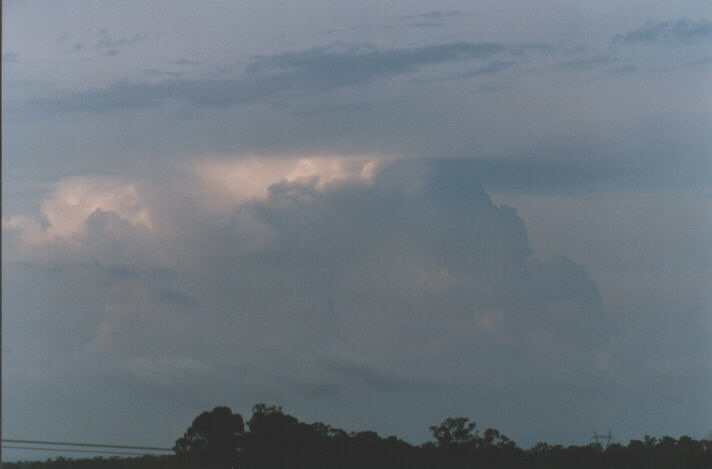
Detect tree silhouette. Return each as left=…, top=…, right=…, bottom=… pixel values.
left=173, top=406, right=244, bottom=468
left=429, top=417, right=478, bottom=447
left=11, top=404, right=710, bottom=469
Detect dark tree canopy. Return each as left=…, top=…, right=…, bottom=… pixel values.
left=8, top=404, right=710, bottom=469
left=173, top=406, right=244, bottom=468
left=430, top=417, right=478, bottom=447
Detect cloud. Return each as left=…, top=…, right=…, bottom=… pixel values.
left=614, top=18, right=712, bottom=45
left=88, top=282, right=187, bottom=353
left=5, top=156, right=605, bottom=353
left=455, top=158, right=621, bottom=193
left=553, top=55, right=617, bottom=70
left=4, top=176, right=152, bottom=248
left=10, top=156, right=708, bottom=445
left=197, top=158, right=605, bottom=357
left=456, top=60, right=518, bottom=79
left=245, top=41, right=508, bottom=82
left=397, top=10, right=467, bottom=21
left=95, top=30, right=146, bottom=49
left=390, top=10, right=468, bottom=29
left=2, top=1, right=710, bottom=450
left=115, top=356, right=211, bottom=388
left=30, top=41, right=546, bottom=113
left=321, top=359, right=438, bottom=392
left=143, top=69, right=184, bottom=77
left=2, top=157, right=617, bottom=447
left=191, top=155, right=383, bottom=209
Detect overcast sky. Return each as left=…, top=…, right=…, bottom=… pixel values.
left=2, top=0, right=711, bottom=460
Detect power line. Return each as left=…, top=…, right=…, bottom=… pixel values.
left=1, top=439, right=173, bottom=452
left=2, top=445, right=160, bottom=457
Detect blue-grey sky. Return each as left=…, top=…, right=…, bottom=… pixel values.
left=2, top=0, right=711, bottom=460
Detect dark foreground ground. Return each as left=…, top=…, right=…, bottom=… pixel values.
left=5, top=405, right=711, bottom=469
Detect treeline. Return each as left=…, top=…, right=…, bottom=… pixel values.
left=5, top=404, right=712, bottom=469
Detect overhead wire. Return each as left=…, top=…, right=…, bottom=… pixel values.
left=1, top=445, right=161, bottom=457
left=1, top=439, right=173, bottom=452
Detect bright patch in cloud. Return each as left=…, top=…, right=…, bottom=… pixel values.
left=193, top=156, right=384, bottom=207
left=4, top=176, right=152, bottom=245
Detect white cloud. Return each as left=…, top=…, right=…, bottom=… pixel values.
left=191, top=155, right=386, bottom=209
left=4, top=176, right=152, bottom=248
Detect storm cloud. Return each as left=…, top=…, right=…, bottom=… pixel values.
left=3, top=158, right=613, bottom=445
left=2, top=0, right=710, bottom=460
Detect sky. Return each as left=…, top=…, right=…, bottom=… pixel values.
left=2, top=0, right=712, bottom=461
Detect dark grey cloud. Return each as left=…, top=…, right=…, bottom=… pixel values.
left=402, top=22, right=442, bottom=29
left=246, top=41, right=505, bottom=79
left=412, top=59, right=519, bottom=85
left=28, top=41, right=546, bottom=113
left=457, top=60, right=517, bottom=78
left=321, top=359, right=438, bottom=392
left=398, top=10, right=467, bottom=21
left=170, top=58, right=202, bottom=66
left=458, top=157, right=628, bottom=193
left=95, top=30, right=146, bottom=49
left=509, top=43, right=555, bottom=55
left=203, top=158, right=605, bottom=354
left=293, top=381, right=342, bottom=400
left=614, top=18, right=712, bottom=45
left=554, top=55, right=617, bottom=70
left=288, top=101, right=373, bottom=117
left=143, top=68, right=184, bottom=77
left=394, top=10, right=468, bottom=28
left=319, top=10, right=468, bottom=35
left=241, top=41, right=521, bottom=97
left=390, top=152, right=709, bottom=195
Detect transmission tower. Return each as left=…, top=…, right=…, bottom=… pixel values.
left=591, top=430, right=614, bottom=447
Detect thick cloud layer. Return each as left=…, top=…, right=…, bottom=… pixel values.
left=3, top=158, right=615, bottom=446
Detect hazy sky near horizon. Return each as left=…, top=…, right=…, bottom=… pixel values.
left=2, top=0, right=711, bottom=460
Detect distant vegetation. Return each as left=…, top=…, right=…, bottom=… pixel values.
left=5, top=404, right=712, bottom=468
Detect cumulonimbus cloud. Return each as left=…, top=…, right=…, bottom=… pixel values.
left=3, top=157, right=608, bottom=425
